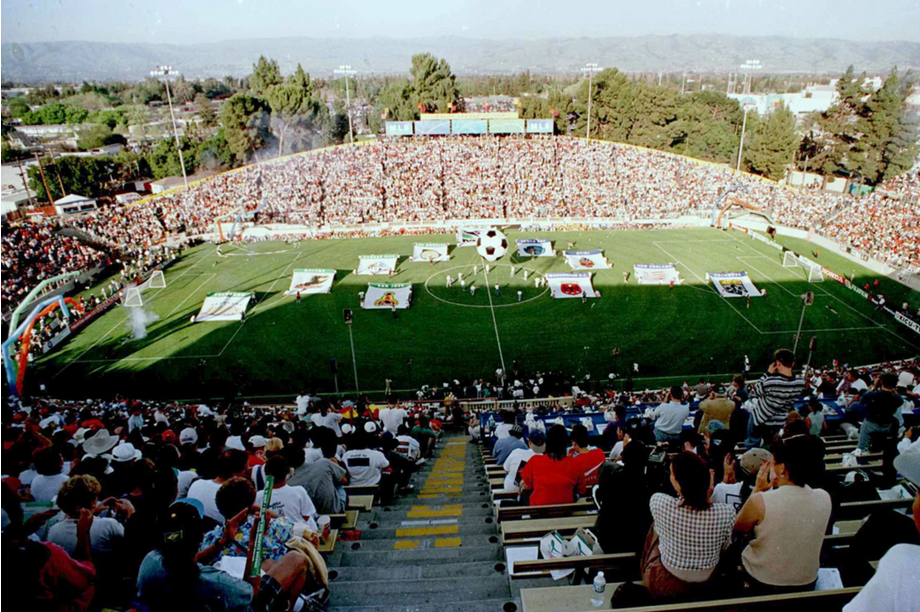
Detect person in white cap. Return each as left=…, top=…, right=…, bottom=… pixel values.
left=843, top=452, right=920, bottom=612
left=179, top=427, right=198, bottom=447
left=245, top=435, right=268, bottom=469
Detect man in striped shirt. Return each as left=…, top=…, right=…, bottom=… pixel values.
left=744, top=348, right=805, bottom=448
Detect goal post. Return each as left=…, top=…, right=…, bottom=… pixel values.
left=807, top=265, right=825, bottom=283
left=123, top=270, right=167, bottom=307
left=782, top=251, right=799, bottom=268
left=782, top=251, right=824, bottom=282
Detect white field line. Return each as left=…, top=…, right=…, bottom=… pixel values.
left=653, top=241, right=763, bottom=334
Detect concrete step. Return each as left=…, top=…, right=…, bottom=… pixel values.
left=385, top=491, right=494, bottom=506
left=337, top=544, right=503, bottom=567
left=328, top=574, right=510, bottom=607
left=329, top=560, right=507, bottom=583
left=355, top=521, right=496, bottom=540
left=339, top=533, right=500, bottom=552
left=364, top=504, right=493, bottom=521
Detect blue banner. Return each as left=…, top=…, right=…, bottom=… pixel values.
left=414, top=120, right=451, bottom=135
left=526, top=119, right=554, bottom=134
left=385, top=121, right=414, bottom=136
left=452, top=119, right=489, bottom=135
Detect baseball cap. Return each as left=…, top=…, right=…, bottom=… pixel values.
left=162, top=430, right=178, bottom=444
left=510, top=424, right=524, bottom=437
left=179, top=427, right=198, bottom=445
left=739, top=448, right=772, bottom=475
left=364, top=422, right=378, bottom=433
left=528, top=429, right=547, bottom=453
left=341, top=424, right=354, bottom=435
left=249, top=435, right=267, bottom=448
left=172, top=498, right=204, bottom=519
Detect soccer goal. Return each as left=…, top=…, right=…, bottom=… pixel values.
left=123, top=271, right=166, bottom=308
left=783, top=251, right=824, bottom=282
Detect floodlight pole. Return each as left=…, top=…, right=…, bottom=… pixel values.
left=793, top=293, right=813, bottom=356
left=151, top=65, right=189, bottom=190
left=335, top=65, right=357, bottom=144
left=581, top=63, right=601, bottom=142
left=736, top=106, right=751, bottom=172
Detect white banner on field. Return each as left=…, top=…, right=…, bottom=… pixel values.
left=708, top=272, right=762, bottom=298
left=356, top=254, right=399, bottom=276
left=285, top=269, right=335, bottom=296
left=564, top=250, right=611, bottom=271
left=410, top=243, right=450, bottom=262
left=195, top=292, right=253, bottom=322
left=516, top=239, right=555, bottom=258
left=546, top=273, right=599, bottom=299
left=362, top=283, right=413, bottom=309
left=457, top=228, right=484, bottom=247
left=634, top=264, right=681, bottom=285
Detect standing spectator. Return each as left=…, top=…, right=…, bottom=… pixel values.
left=310, top=403, right=344, bottom=438
left=642, top=452, right=734, bottom=600
left=743, top=349, right=805, bottom=448
left=853, top=372, right=903, bottom=453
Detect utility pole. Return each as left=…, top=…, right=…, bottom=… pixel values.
left=33, top=152, right=53, bottom=204
left=48, top=150, right=66, bottom=197
left=151, top=65, right=189, bottom=190
left=581, top=63, right=601, bottom=142
left=334, top=65, right=357, bottom=144
left=15, top=159, right=35, bottom=207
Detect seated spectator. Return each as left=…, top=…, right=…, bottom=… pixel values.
left=842, top=452, right=920, bottom=612
left=521, top=425, right=585, bottom=506
left=733, top=436, right=832, bottom=593
left=652, top=386, right=689, bottom=443
left=187, top=449, right=249, bottom=524
left=697, top=392, right=735, bottom=434
left=246, top=435, right=268, bottom=469
left=713, top=448, right=771, bottom=513
left=567, top=424, right=606, bottom=487
left=342, top=434, right=389, bottom=487
left=48, top=475, right=132, bottom=556
left=310, top=403, right=344, bottom=437
left=500, top=430, right=544, bottom=494
left=642, top=452, right=734, bottom=600
left=30, top=447, right=69, bottom=503
left=138, top=498, right=311, bottom=612
left=256, top=455, right=318, bottom=533
left=854, top=372, right=902, bottom=453
left=198, top=478, right=298, bottom=565
left=493, top=425, right=527, bottom=465
left=290, top=433, right=348, bottom=515
left=410, top=416, right=438, bottom=458
left=493, top=410, right=516, bottom=440
left=2, top=482, right=96, bottom=611
left=595, top=439, right=652, bottom=556
left=395, top=424, right=422, bottom=463
left=805, top=398, right=826, bottom=437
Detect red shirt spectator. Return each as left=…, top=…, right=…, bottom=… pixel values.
left=521, top=454, right=586, bottom=506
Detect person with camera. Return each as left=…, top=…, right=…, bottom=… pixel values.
left=743, top=349, right=805, bottom=449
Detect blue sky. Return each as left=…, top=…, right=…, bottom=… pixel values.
left=3, top=0, right=919, bottom=43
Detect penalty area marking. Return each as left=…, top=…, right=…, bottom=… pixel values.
left=216, top=242, right=300, bottom=258
left=424, top=263, right=549, bottom=308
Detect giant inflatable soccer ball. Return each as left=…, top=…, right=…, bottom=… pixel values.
left=477, top=228, right=509, bottom=262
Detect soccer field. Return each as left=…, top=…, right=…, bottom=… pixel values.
left=33, top=227, right=920, bottom=400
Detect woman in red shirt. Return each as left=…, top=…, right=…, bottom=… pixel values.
left=521, top=425, right=586, bottom=506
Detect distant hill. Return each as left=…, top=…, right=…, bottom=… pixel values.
left=3, top=35, right=920, bottom=83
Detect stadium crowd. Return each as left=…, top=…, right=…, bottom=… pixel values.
left=2, top=351, right=919, bottom=610
left=3, top=136, right=919, bottom=309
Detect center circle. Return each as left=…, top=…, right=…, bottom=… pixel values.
left=424, top=263, right=549, bottom=308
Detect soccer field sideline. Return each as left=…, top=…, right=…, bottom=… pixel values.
left=33, top=227, right=919, bottom=399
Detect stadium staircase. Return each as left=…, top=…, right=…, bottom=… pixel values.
left=325, top=435, right=516, bottom=612
left=55, top=226, right=117, bottom=255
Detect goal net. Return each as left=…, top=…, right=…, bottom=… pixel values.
left=123, top=271, right=167, bottom=308
left=782, top=251, right=824, bottom=282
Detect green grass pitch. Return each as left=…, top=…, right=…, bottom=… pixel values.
left=32, top=227, right=919, bottom=401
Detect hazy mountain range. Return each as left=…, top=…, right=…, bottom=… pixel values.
left=3, top=35, right=920, bottom=83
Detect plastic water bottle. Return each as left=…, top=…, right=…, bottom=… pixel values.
left=591, top=571, right=606, bottom=607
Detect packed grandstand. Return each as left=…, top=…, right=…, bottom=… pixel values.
left=3, top=134, right=920, bottom=612
left=3, top=136, right=919, bottom=309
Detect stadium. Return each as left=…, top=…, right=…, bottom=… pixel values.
left=3, top=125, right=920, bottom=611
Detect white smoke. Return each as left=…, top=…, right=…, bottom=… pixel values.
left=122, top=283, right=160, bottom=340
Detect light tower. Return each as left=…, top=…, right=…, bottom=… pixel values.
left=581, top=63, right=602, bottom=142
left=150, top=65, right=189, bottom=190
left=334, top=65, right=357, bottom=144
